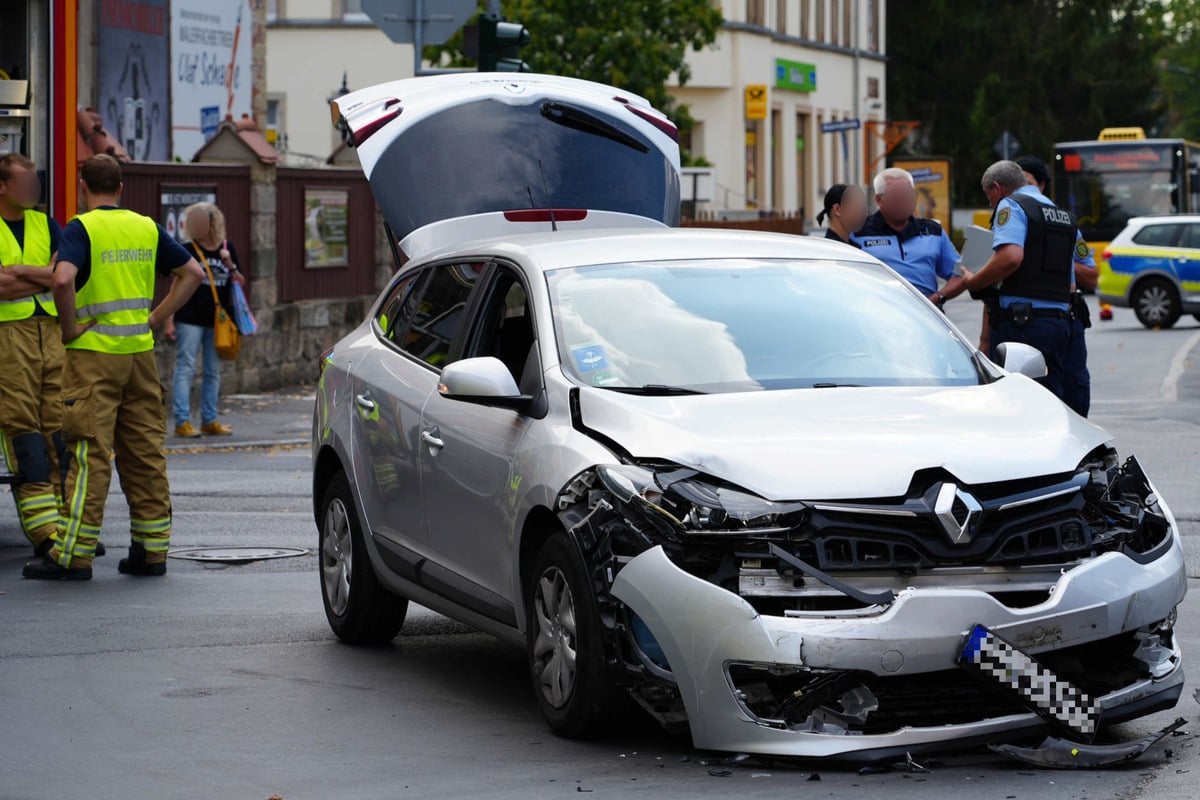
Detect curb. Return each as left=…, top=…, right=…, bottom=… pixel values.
left=164, top=438, right=309, bottom=454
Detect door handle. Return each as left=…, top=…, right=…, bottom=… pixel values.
left=421, top=428, right=445, bottom=450
left=355, top=393, right=376, bottom=411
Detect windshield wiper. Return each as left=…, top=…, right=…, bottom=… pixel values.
left=812, top=382, right=864, bottom=388
left=605, top=384, right=707, bottom=396
left=540, top=101, right=649, bottom=153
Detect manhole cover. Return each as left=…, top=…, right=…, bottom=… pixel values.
left=168, top=546, right=309, bottom=564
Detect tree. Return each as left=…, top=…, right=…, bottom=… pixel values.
left=1160, top=0, right=1200, bottom=139
left=424, top=0, right=723, bottom=161
left=887, top=1, right=1169, bottom=205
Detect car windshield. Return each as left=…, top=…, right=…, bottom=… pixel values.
left=546, top=258, right=983, bottom=393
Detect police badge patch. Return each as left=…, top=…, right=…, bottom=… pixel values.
left=1075, top=239, right=1090, bottom=259
left=996, top=208, right=1011, bottom=226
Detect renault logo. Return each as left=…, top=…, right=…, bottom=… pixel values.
left=934, top=483, right=981, bottom=545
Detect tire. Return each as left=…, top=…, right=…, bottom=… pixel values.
left=1193, top=314, right=1200, bottom=324
left=1132, top=278, right=1182, bottom=329
left=318, top=471, right=408, bottom=645
left=526, top=534, right=619, bottom=738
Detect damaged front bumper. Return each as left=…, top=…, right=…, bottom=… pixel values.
left=611, top=542, right=1187, bottom=760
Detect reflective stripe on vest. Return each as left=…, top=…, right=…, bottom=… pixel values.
left=69, top=209, right=158, bottom=354
left=0, top=209, right=58, bottom=320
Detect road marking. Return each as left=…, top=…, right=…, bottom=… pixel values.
left=1161, top=330, right=1200, bottom=402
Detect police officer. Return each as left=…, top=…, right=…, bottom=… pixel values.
left=853, top=167, right=965, bottom=308
left=1016, top=155, right=1096, bottom=416
left=816, top=184, right=867, bottom=247
left=23, top=154, right=204, bottom=580
left=0, top=154, right=71, bottom=558
left=960, top=160, right=1075, bottom=402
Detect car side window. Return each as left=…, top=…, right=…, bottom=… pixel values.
left=1180, top=224, right=1200, bottom=250
left=466, top=266, right=536, bottom=386
left=1132, top=224, right=1181, bottom=248
left=375, top=271, right=425, bottom=347
left=401, top=262, right=484, bottom=368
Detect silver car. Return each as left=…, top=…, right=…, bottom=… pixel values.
left=314, top=74, right=1185, bottom=761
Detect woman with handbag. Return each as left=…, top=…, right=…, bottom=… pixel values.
left=164, top=202, right=245, bottom=437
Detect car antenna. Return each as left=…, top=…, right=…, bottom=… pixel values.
left=537, top=159, right=558, bottom=232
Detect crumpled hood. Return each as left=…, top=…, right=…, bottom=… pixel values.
left=576, top=377, right=1112, bottom=500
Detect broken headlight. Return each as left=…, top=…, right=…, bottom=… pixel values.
left=596, top=464, right=810, bottom=536
left=1078, top=449, right=1175, bottom=562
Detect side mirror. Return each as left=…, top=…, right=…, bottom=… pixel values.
left=995, top=341, right=1047, bottom=379
left=438, top=356, right=530, bottom=409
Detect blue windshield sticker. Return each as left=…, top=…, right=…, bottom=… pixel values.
left=572, top=344, right=609, bottom=373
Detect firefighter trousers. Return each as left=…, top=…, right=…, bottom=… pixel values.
left=51, top=349, right=171, bottom=570
left=0, top=316, right=66, bottom=550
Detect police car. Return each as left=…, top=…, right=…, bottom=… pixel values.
left=1099, top=214, right=1200, bottom=328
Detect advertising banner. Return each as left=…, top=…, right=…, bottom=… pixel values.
left=97, top=0, right=171, bottom=161
left=893, top=157, right=954, bottom=233
left=171, top=0, right=252, bottom=161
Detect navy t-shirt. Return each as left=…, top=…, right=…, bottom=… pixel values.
left=174, top=239, right=238, bottom=327
left=56, top=206, right=191, bottom=290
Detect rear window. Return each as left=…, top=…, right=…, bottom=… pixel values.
left=1131, top=224, right=1180, bottom=247
left=367, top=98, right=680, bottom=242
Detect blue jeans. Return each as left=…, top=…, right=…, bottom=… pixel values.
left=173, top=322, right=220, bottom=427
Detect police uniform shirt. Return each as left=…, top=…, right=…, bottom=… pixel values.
left=3, top=214, right=64, bottom=317
left=851, top=211, right=959, bottom=296
left=824, top=228, right=862, bottom=248
left=56, top=206, right=192, bottom=289
left=991, top=186, right=1074, bottom=311
left=1071, top=231, right=1095, bottom=290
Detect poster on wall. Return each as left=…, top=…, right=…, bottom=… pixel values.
left=97, top=0, right=171, bottom=161
left=170, top=0, right=252, bottom=161
left=160, top=186, right=217, bottom=243
left=304, top=188, right=350, bottom=268
left=892, top=158, right=954, bottom=233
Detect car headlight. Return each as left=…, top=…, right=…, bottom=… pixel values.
left=596, top=464, right=809, bottom=536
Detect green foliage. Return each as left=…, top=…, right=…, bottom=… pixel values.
left=1160, top=0, right=1200, bottom=139
left=887, top=0, right=1172, bottom=204
left=424, top=0, right=723, bottom=157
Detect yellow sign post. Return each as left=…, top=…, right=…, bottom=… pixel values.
left=745, top=85, right=767, bottom=120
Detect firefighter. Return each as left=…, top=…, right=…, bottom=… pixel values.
left=23, top=154, right=204, bottom=580
left=0, top=154, right=71, bottom=557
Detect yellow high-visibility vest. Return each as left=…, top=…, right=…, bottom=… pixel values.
left=0, top=209, right=58, bottom=319
left=69, top=209, right=158, bottom=354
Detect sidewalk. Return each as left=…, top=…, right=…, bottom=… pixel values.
left=164, top=386, right=315, bottom=452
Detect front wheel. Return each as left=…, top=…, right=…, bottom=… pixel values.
left=1133, top=278, right=1182, bottom=329
left=526, top=534, right=619, bottom=738
left=319, top=471, right=408, bottom=644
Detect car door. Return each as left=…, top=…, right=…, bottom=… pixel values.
left=417, top=263, right=541, bottom=626
left=349, top=262, right=483, bottom=575
left=1178, top=223, right=1200, bottom=291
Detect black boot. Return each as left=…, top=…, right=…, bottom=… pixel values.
left=118, top=542, right=166, bottom=577
left=95, top=541, right=106, bottom=558
left=22, top=555, right=92, bottom=581
left=33, top=538, right=55, bottom=558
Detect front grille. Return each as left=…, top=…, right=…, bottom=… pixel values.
left=727, top=630, right=1152, bottom=734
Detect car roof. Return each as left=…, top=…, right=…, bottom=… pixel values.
left=412, top=227, right=881, bottom=273
left=1124, top=215, right=1200, bottom=226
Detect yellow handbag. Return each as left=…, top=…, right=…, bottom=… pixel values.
left=192, top=242, right=241, bottom=360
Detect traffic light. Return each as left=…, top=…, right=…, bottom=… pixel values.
left=478, top=13, right=529, bottom=72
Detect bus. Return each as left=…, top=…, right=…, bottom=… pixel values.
left=1052, top=127, right=1200, bottom=247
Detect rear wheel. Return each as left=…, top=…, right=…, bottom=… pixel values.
left=1132, top=278, right=1181, bottom=329
left=319, top=471, right=408, bottom=644
left=526, top=534, right=618, bottom=738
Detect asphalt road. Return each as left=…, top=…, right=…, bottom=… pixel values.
left=2, top=297, right=1199, bottom=799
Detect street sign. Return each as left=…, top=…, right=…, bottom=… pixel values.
left=775, top=59, right=816, bottom=92
left=361, top=0, right=475, bottom=45
left=994, top=130, right=1020, bottom=159
left=821, top=118, right=861, bottom=133
left=745, top=85, right=767, bottom=120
